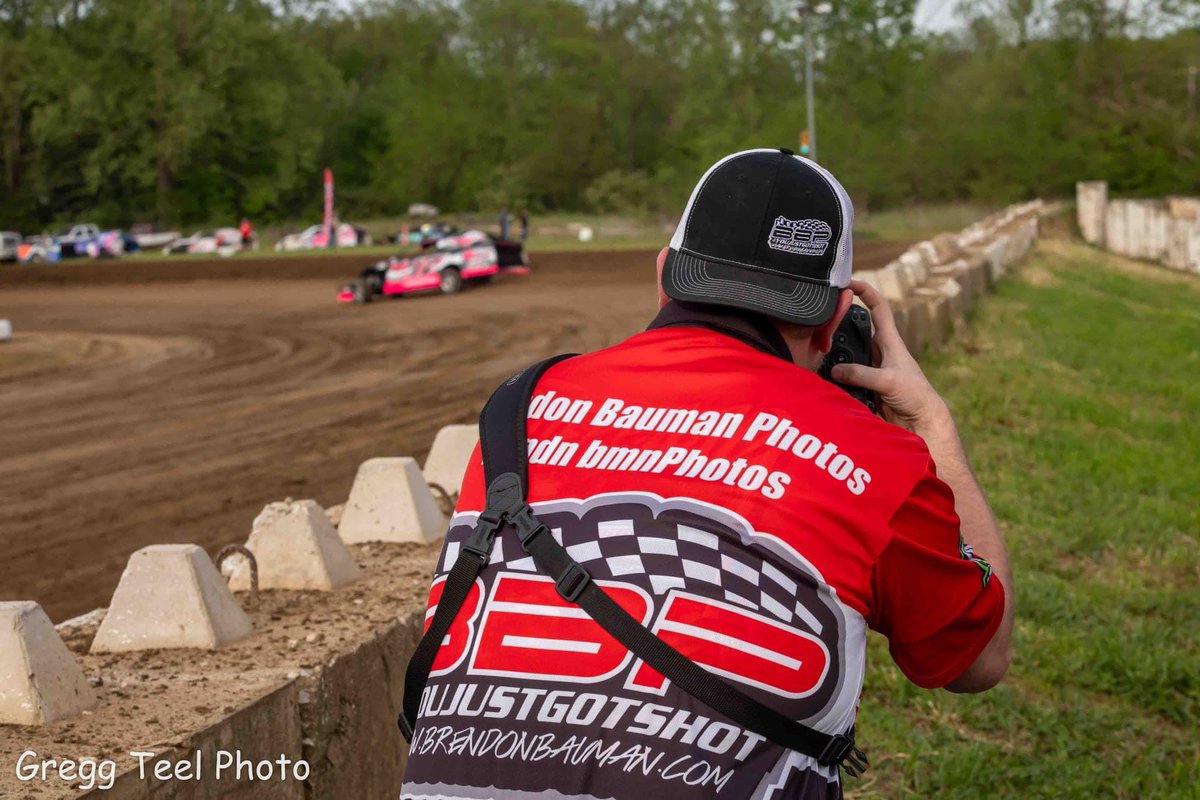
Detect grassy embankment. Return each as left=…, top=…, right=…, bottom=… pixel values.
left=850, top=236, right=1199, bottom=798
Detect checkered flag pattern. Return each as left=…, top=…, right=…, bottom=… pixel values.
left=439, top=501, right=827, bottom=636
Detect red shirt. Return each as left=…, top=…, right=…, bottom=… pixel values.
left=402, top=313, right=1003, bottom=800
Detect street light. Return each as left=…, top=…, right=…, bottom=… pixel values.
left=793, top=2, right=833, bottom=161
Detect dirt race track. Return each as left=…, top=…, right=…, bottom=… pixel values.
left=0, top=240, right=909, bottom=622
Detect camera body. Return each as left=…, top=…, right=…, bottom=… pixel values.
left=819, top=304, right=881, bottom=415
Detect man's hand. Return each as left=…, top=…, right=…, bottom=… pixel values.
left=831, top=280, right=950, bottom=434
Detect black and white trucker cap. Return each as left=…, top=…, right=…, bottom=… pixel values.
left=662, top=148, right=854, bottom=326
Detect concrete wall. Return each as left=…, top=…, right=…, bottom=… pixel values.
left=1077, top=181, right=1107, bottom=245
left=75, top=610, right=427, bottom=800
left=855, top=199, right=1047, bottom=358
left=300, top=610, right=424, bottom=800
left=83, top=684, right=305, bottom=800
left=1076, top=181, right=1200, bottom=274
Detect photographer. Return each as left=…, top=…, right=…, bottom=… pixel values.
left=401, top=149, right=1012, bottom=800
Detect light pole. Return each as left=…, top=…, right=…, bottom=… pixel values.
left=794, top=2, right=832, bottom=161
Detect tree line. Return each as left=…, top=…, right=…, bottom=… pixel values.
left=0, top=0, right=1196, bottom=230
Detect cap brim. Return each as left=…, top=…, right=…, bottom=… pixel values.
left=662, top=249, right=840, bottom=326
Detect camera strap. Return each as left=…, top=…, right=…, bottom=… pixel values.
left=399, top=355, right=867, bottom=777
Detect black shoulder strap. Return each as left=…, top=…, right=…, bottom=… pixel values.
left=399, top=355, right=867, bottom=777
left=400, top=355, right=573, bottom=742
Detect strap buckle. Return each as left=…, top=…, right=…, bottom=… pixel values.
left=510, top=504, right=549, bottom=548
left=555, top=563, right=591, bottom=601
left=461, top=507, right=504, bottom=563
left=817, top=733, right=869, bottom=777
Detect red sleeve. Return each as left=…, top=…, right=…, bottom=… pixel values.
left=871, top=458, right=1005, bottom=688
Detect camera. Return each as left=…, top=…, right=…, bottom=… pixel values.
left=819, top=305, right=880, bottom=415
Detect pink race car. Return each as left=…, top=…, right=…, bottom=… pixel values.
left=337, top=230, right=528, bottom=303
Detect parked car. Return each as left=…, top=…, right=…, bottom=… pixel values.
left=55, top=223, right=121, bottom=257
left=163, top=230, right=207, bottom=255
left=386, top=221, right=462, bottom=247
left=83, top=230, right=127, bottom=258
left=0, top=231, right=20, bottom=262
left=130, top=223, right=180, bottom=250
left=162, top=227, right=243, bottom=256
left=194, top=227, right=244, bottom=255
left=275, top=223, right=371, bottom=252
left=22, top=223, right=125, bottom=261
left=162, top=228, right=243, bottom=256
left=407, top=203, right=440, bottom=218
left=338, top=230, right=529, bottom=303
left=18, top=234, right=61, bottom=263
left=57, top=223, right=100, bottom=247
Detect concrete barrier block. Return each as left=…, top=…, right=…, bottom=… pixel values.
left=1080, top=181, right=1104, bottom=244
left=0, top=601, right=97, bottom=724
left=1014, top=219, right=1038, bottom=258
left=422, top=424, right=480, bottom=497
left=890, top=303, right=912, bottom=349
left=91, top=544, right=253, bottom=653
left=932, top=258, right=982, bottom=309
left=943, top=277, right=968, bottom=319
left=1166, top=217, right=1200, bottom=273
left=898, top=250, right=928, bottom=286
left=958, top=250, right=991, bottom=290
left=1106, top=200, right=1129, bottom=256
left=1190, top=225, right=1200, bottom=274
left=1145, top=202, right=1170, bottom=261
left=902, top=299, right=934, bottom=356
left=1187, top=222, right=1200, bottom=274
left=963, top=255, right=987, bottom=301
left=957, top=224, right=989, bottom=249
left=228, top=500, right=360, bottom=592
left=875, top=263, right=909, bottom=304
left=931, top=233, right=963, bottom=264
left=915, top=241, right=939, bottom=266
left=339, top=457, right=446, bottom=545
left=913, top=289, right=952, bottom=349
left=921, top=277, right=966, bottom=321
left=1166, top=196, right=1200, bottom=220
left=982, top=234, right=1015, bottom=281
left=1114, top=200, right=1167, bottom=261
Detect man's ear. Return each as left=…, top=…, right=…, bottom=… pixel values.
left=813, top=289, right=855, bottom=353
left=656, top=247, right=670, bottom=309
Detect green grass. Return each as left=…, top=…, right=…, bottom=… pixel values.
left=849, top=238, right=1200, bottom=798
left=856, top=203, right=997, bottom=241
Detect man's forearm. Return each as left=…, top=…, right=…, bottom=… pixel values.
left=915, top=404, right=1015, bottom=690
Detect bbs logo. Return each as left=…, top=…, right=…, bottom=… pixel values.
left=425, top=494, right=849, bottom=719
left=767, top=216, right=832, bottom=257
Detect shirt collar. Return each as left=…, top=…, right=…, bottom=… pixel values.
left=646, top=300, right=794, bottom=363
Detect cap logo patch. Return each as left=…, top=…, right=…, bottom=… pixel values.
left=767, top=216, right=832, bottom=256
